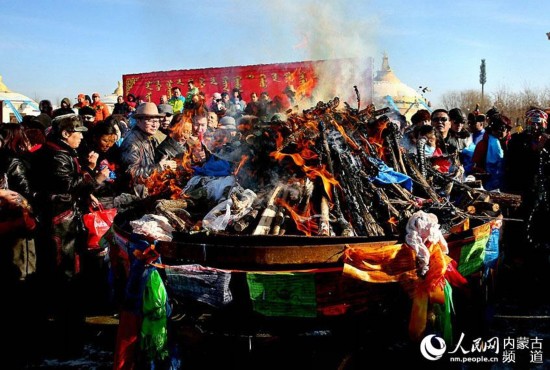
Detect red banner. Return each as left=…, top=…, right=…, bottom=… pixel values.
left=123, top=58, right=373, bottom=109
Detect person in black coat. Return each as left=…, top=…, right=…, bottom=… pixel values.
left=31, top=114, right=110, bottom=356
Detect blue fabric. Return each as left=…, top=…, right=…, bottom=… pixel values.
left=472, top=129, right=485, bottom=145
left=483, top=227, right=500, bottom=279
left=462, top=142, right=476, bottom=174
left=368, top=157, right=413, bottom=191
left=484, top=136, right=505, bottom=191
left=193, top=156, right=232, bottom=177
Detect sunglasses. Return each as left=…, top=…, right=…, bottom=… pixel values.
left=432, top=117, right=448, bottom=123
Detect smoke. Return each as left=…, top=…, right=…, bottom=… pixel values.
left=265, top=0, right=379, bottom=107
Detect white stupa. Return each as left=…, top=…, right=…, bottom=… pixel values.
left=101, top=81, right=124, bottom=112
left=372, top=53, right=431, bottom=121
left=0, top=75, right=40, bottom=123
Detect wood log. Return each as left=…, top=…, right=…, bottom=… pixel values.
left=456, top=190, right=476, bottom=210
left=252, top=185, right=283, bottom=235
left=318, top=196, right=331, bottom=236
left=466, top=205, right=476, bottom=215
left=271, top=189, right=289, bottom=235
left=473, top=201, right=500, bottom=213
left=271, top=208, right=286, bottom=235
left=401, top=154, right=440, bottom=202
left=488, top=192, right=522, bottom=209
left=233, top=209, right=259, bottom=232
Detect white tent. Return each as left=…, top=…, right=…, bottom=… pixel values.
left=0, top=75, right=40, bottom=123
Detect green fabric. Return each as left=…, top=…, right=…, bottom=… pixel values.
left=246, top=272, right=317, bottom=317
left=141, top=269, right=168, bottom=361
left=457, top=236, right=489, bottom=276
left=433, top=281, right=454, bottom=345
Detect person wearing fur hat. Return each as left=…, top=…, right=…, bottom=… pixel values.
left=119, top=103, right=177, bottom=197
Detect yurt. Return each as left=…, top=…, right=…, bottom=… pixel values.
left=0, top=75, right=40, bottom=123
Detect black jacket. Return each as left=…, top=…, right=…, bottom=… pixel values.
left=0, top=148, right=34, bottom=201
left=32, top=139, right=99, bottom=216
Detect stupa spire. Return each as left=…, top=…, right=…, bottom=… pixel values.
left=0, top=75, right=12, bottom=93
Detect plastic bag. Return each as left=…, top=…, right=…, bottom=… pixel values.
left=82, top=203, right=117, bottom=250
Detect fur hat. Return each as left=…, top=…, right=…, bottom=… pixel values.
left=133, top=102, right=166, bottom=118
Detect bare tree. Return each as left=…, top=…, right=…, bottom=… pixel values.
left=441, top=89, right=488, bottom=114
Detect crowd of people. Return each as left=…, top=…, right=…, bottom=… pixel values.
left=1, top=82, right=549, bottom=367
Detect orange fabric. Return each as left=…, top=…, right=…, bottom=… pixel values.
left=343, top=241, right=466, bottom=342
left=92, top=101, right=110, bottom=123
left=343, top=243, right=416, bottom=283
left=408, top=242, right=448, bottom=341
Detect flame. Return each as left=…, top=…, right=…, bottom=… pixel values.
left=388, top=216, right=398, bottom=226
left=233, top=155, right=249, bottom=176
left=286, top=68, right=316, bottom=103
left=330, top=119, right=360, bottom=151
left=277, top=198, right=318, bottom=236
left=144, top=168, right=183, bottom=199
left=366, top=117, right=389, bottom=159
left=303, top=164, right=339, bottom=201
left=180, top=150, right=193, bottom=173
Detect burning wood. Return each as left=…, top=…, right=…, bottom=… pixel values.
left=125, top=94, right=496, bottom=239
left=252, top=184, right=283, bottom=235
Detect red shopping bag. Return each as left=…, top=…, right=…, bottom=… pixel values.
left=82, top=204, right=117, bottom=250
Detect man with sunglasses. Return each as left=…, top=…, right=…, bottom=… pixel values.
left=430, top=109, right=461, bottom=176
left=431, top=109, right=459, bottom=153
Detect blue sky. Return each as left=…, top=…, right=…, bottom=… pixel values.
left=1, top=0, right=548, bottom=107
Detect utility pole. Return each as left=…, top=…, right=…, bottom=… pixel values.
left=480, top=59, right=487, bottom=110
